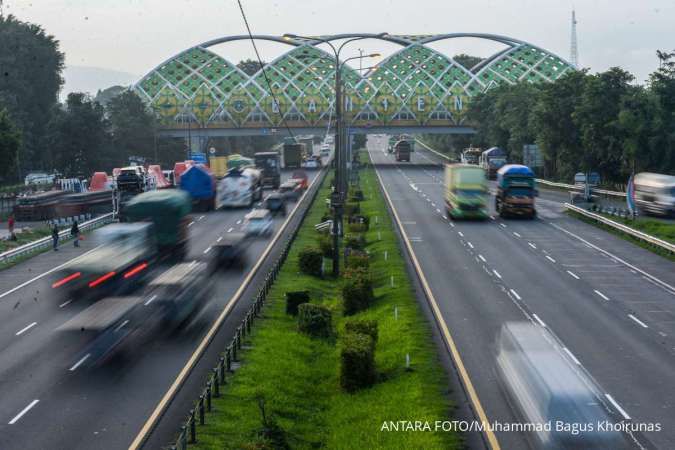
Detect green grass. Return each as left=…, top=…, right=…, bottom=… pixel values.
left=191, top=159, right=459, bottom=449
left=0, top=227, right=52, bottom=253
left=567, top=210, right=675, bottom=262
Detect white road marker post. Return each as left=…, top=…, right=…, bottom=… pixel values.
left=384, top=250, right=388, bottom=261
left=394, top=306, right=398, bottom=320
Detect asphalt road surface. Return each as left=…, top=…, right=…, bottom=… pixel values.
left=370, top=136, right=675, bottom=450
left=0, top=167, right=324, bottom=450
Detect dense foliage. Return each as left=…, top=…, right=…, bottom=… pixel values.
left=0, top=108, right=21, bottom=182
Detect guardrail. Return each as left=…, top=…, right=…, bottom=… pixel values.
left=168, top=168, right=328, bottom=450
left=564, top=203, right=675, bottom=254
left=0, top=213, right=114, bottom=265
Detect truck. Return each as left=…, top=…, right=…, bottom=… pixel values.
left=495, top=164, right=537, bottom=219
left=444, top=164, right=488, bottom=220
left=254, top=151, right=281, bottom=189
left=479, top=147, right=507, bottom=180
left=394, top=139, right=413, bottom=162
left=460, top=147, right=482, bottom=165
left=282, top=143, right=305, bottom=169
left=217, top=167, right=263, bottom=208
left=209, top=156, right=229, bottom=178
left=179, top=164, right=216, bottom=211
left=633, top=172, right=675, bottom=217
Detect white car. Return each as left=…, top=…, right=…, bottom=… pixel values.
left=243, top=209, right=273, bottom=237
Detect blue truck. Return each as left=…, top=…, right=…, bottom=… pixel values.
left=495, top=164, right=537, bottom=219
left=180, top=164, right=216, bottom=211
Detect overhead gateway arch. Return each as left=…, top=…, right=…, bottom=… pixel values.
left=133, top=33, right=575, bottom=137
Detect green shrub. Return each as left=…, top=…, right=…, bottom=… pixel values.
left=347, top=222, right=367, bottom=233
left=344, top=233, right=366, bottom=250
left=298, top=247, right=323, bottom=277
left=344, top=319, right=378, bottom=348
left=344, top=202, right=361, bottom=216
left=346, top=251, right=369, bottom=270
left=350, top=189, right=364, bottom=202
left=340, top=332, right=376, bottom=392
left=285, top=291, right=310, bottom=316
left=342, top=267, right=374, bottom=315
left=317, top=234, right=334, bottom=258
left=298, top=303, right=333, bottom=338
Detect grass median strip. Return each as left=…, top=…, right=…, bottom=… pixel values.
left=191, top=162, right=459, bottom=449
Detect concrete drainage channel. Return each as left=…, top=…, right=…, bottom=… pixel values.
left=130, top=167, right=328, bottom=450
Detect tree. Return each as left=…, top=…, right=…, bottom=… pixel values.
left=0, top=107, right=21, bottom=183
left=94, top=85, right=127, bottom=107
left=107, top=90, right=157, bottom=165
left=237, top=59, right=265, bottom=76
left=46, top=93, right=110, bottom=176
left=453, top=54, right=483, bottom=71
left=0, top=15, right=64, bottom=173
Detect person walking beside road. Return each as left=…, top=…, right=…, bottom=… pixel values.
left=71, top=221, right=80, bottom=247
left=52, top=224, right=59, bottom=251
left=7, top=215, right=16, bottom=241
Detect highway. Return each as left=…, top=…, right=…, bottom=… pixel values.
left=369, top=136, right=675, bottom=450
left=0, top=167, right=323, bottom=450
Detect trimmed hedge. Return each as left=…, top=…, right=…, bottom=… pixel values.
left=342, top=267, right=374, bottom=316
left=298, top=247, right=323, bottom=277
left=344, top=319, right=378, bottom=348
left=344, top=233, right=366, bottom=250
left=345, top=251, right=369, bottom=270
left=317, top=234, right=334, bottom=258
left=340, top=332, right=376, bottom=392
left=285, top=291, right=310, bottom=316
left=344, top=202, right=361, bottom=216
left=298, top=303, right=333, bottom=338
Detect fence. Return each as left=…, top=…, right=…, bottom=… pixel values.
left=168, top=168, right=328, bottom=450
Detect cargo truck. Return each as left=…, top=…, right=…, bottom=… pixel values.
left=179, top=164, right=216, bottom=211
left=444, top=164, right=488, bottom=219
left=495, top=164, right=537, bottom=219
left=394, top=140, right=413, bottom=162
left=209, top=156, right=229, bottom=178
left=282, top=143, right=305, bottom=169
left=254, top=151, right=281, bottom=189
left=479, top=147, right=507, bottom=180
left=217, top=167, right=262, bottom=208
left=460, top=147, right=481, bottom=165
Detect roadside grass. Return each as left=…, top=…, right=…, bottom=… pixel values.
left=0, top=227, right=52, bottom=253
left=191, top=160, right=459, bottom=449
left=567, top=210, right=675, bottom=262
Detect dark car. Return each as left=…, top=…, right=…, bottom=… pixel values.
left=263, top=193, right=287, bottom=216
left=279, top=180, right=302, bottom=201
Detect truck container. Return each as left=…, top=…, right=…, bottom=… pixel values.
left=217, top=167, right=263, bottom=208
left=209, top=156, right=229, bottom=178
left=444, top=164, right=488, bottom=219
left=480, top=147, right=507, bottom=179
left=282, top=143, right=305, bottom=169
left=633, top=172, right=675, bottom=217
left=495, top=164, right=537, bottom=219
left=179, top=164, right=216, bottom=211
left=254, top=151, right=281, bottom=188
left=394, top=140, right=413, bottom=162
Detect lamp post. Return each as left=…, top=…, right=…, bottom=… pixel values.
left=284, top=33, right=385, bottom=276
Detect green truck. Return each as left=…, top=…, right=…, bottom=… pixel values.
left=495, top=164, right=537, bottom=218
left=444, top=164, right=488, bottom=219
left=282, top=143, right=306, bottom=169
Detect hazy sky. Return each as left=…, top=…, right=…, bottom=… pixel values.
left=4, top=0, right=674, bottom=84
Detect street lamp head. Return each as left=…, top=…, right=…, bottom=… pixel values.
left=376, top=32, right=389, bottom=38
left=369, top=53, right=381, bottom=58
left=282, top=34, right=298, bottom=40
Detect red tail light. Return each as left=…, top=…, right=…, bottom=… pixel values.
left=123, top=262, right=148, bottom=279
left=52, top=272, right=82, bottom=288
left=88, top=271, right=116, bottom=288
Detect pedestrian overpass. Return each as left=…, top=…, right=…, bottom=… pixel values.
left=133, top=33, right=574, bottom=138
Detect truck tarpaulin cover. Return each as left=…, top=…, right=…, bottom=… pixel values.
left=483, top=147, right=507, bottom=158
left=123, top=190, right=191, bottom=245
left=497, top=164, right=535, bottom=187
left=179, top=165, right=215, bottom=199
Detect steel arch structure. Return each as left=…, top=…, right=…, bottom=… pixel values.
left=133, top=33, right=574, bottom=137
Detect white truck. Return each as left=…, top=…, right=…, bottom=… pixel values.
left=217, top=167, right=263, bottom=208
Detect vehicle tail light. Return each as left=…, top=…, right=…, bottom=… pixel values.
left=123, top=262, right=148, bottom=279
left=52, top=272, right=82, bottom=288
left=88, top=271, right=116, bottom=288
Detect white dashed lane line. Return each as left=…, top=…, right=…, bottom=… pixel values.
left=566, top=270, right=580, bottom=280
left=528, top=242, right=537, bottom=249
left=510, top=289, right=521, bottom=300
left=203, top=246, right=212, bottom=254
left=532, top=314, right=547, bottom=328
left=492, top=270, right=502, bottom=279
left=227, top=227, right=234, bottom=233
left=628, top=314, right=649, bottom=329
left=513, top=232, right=521, bottom=238
left=467, top=242, right=474, bottom=249
left=545, top=255, right=556, bottom=263
left=187, top=221, right=195, bottom=228
left=8, top=400, right=39, bottom=425
left=499, top=223, right=507, bottom=228
left=16, top=322, right=37, bottom=336
left=458, top=231, right=464, bottom=237
left=478, top=254, right=486, bottom=263
left=594, top=290, right=610, bottom=301
left=216, top=236, right=223, bottom=243
left=69, top=354, right=91, bottom=372
left=144, top=295, right=157, bottom=306
left=59, top=299, right=73, bottom=308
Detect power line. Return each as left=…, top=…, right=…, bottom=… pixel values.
left=235, top=0, right=296, bottom=142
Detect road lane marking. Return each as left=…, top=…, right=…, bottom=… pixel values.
left=566, top=270, right=580, bottom=280
left=478, top=255, right=486, bottom=263
left=144, top=295, right=157, bottom=306
left=449, top=222, right=455, bottom=228
left=198, top=215, right=205, bottom=221
left=436, top=208, right=442, bottom=213
left=114, top=320, right=130, bottom=332
left=628, top=314, right=648, bottom=328
left=203, top=246, right=212, bottom=254
left=187, top=221, right=195, bottom=227
left=373, top=165, right=500, bottom=450
left=69, top=354, right=91, bottom=372
left=594, top=290, right=609, bottom=301
left=499, top=223, right=507, bottom=228
left=510, top=289, right=521, bottom=300
left=545, top=255, right=556, bottom=263
left=227, top=227, right=234, bottom=233
left=532, top=314, right=547, bottom=327
left=493, top=270, right=502, bottom=279
left=16, top=322, right=37, bottom=336
left=216, top=236, right=223, bottom=243
left=528, top=242, right=537, bottom=249
left=458, top=231, right=464, bottom=237
left=467, top=242, right=474, bottom=249
left=605, top=394, right=631, bottom=420
left=59, top=299, right=73, bottom=308
left=236, top=220, right=242, bottom=225
left=8, top=400, right=39, bottom=425
left=513, top=232, right=521, bottom=238
left=562, top=347, right=581, bottom=365
left=442, top=215, right=447, bottom=220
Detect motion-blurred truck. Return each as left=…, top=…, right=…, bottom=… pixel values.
left=217, top=167, right=262, bottom=208
left=180, top=164, right=216, bottom=211
left=479, top=147, right=507, bottom=180
left=495, top=164, right=537, bottom=219
left=460, top=147, right=481, bottom=165
left=283, top=143, right=305, bottom=169
left=444, top=164, right=488, bottom=219
left=633, top=172, right=675, bottom=217
left=254, top=151, right=281, bottom=189
left=394, top=139, right=413, bottom=162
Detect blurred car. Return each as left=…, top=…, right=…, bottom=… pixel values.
left=243, top=209, right=273, bottom=237
left=290, top=169, right=309, bottom=189
left=320, top=143, right=331, bottom=157
left=496, top=322, right=628, bottom=449
left=278, top=180, right=302, bottom=201
left=209, top=232, right=249, bottom=271
left=263, top=193, right=287, bottom=216
left=302, top=156, right=322, bottom=170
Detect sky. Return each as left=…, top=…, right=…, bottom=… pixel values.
left=3, top=0, right=674, bottom=93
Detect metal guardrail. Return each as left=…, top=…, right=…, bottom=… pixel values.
left=0, top=213, right=114, bottom=265
left=169, top=168, right=328, bottom=450
left=564, top=203, right=675, bottom=254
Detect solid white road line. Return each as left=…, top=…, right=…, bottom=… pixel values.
left=69, top=354, right=91, bottom=372
left=16, top=322, right=37, bottom=336
left=203, top=246, right=212, bottom=254
left=510, top=289, right=521, bottom=301
left=144, top=295, right=157, bottom=306
left=566, top=270, right=580, bottom=280
left=8, top=400, right=39, bottom=425
left=493, top=270, right=502, bottom=279
left=563, top=347, right=581, bottom=365
left=628, top=314, right=649, bottom=329
left=532, top=314, right=547, bottom=328
left=59, top=299, right=73, bottom=308
left=478, top=255, right=486, bottom=263
left=594, top=290, right=610, bottom=301
left=545, top=255, right=556, bottom=263
left=605, top=394, right=631, bottom=420
left=528, top=242, right=537, bottom=249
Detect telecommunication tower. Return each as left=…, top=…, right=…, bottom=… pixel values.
left=570, top=10, right=579, bottom=68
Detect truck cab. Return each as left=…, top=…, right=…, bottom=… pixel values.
left=496, top=164, right=537, bottom=219
left=444, top=164, right=488, bottom=220
left=254, top=151, right=281, bottom=189
left=394, top=140, right=413, bottom=162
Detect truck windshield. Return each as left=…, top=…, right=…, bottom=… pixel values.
left=507, top=188, right=534, bottom=197
left=455, top=189, right=484, bottom=196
